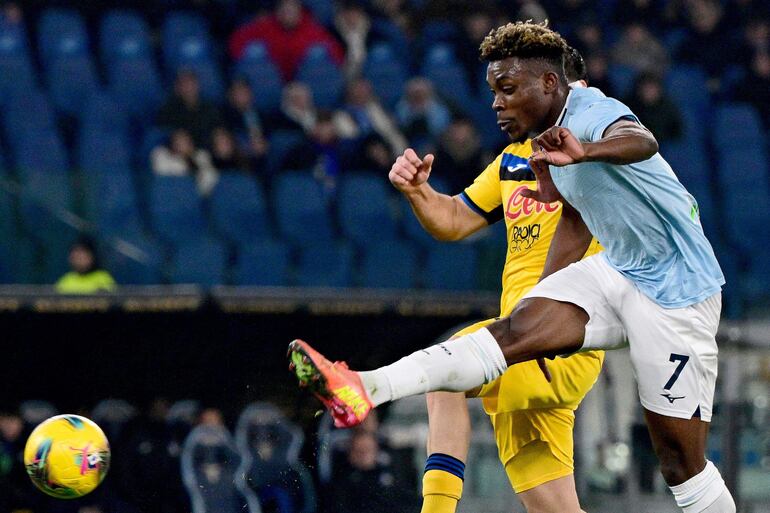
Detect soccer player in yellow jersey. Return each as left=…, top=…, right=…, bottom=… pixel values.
left=396, top=48, right=603, bottom=513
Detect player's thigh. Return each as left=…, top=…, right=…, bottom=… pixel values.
left=476, top=352, right=603, bottom=411
left=642, top=408, right=709, bottom=485
left=495, top=255, right=628, bottom=364
left=491, top=409, right=576, bottom=493
left=623, top=291, right=720, bottom=422
left=517, top=474, right=583, bottom=513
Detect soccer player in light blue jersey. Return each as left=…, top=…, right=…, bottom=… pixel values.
left=288, top=22, right=734, bottom=513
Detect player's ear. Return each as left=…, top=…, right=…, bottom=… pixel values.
left=542, top=70, right=560, bottom=93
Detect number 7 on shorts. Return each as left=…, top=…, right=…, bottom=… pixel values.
left=664, top=353, right=690, bottom=390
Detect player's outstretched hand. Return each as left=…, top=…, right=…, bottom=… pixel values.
left=389, top=148, right=435, bottom=193
left=524, top=138, right=563, bottom=204
left=530, top=126, right=586, bottom=167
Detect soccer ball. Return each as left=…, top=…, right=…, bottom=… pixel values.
left=24, top=414, right=111, bottom=499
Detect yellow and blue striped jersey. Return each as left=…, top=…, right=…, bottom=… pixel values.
left=460, top=140, right=603, bottom=316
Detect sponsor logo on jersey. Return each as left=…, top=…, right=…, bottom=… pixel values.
left=510, top=223, right=541, bottom=252
left=505, top=185, right=560, bottom=220
left=660, top=392, right=686, bottom=404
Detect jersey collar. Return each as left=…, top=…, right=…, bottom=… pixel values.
left=556, top=86, right=577, bottom=127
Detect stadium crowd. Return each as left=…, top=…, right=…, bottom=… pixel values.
left=0, top=0, right=767, bottom=317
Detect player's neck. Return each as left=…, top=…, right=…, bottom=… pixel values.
left=542, top=86, right=569, bottom=130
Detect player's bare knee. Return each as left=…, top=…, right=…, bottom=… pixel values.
left=658, top=456, right=690, bottom=486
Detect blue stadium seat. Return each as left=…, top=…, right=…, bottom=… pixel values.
left=210, top=175, right=270, bottom=244
left=658, top=142, right=718, bottom=238
left=338, top=173, right=398, bottom=245
left=421, top=44, right=473, bottom=110
left=401, top=177, right=450, bottom=247
left=100, top=10, right=152, bottom=61
left=369, top=17, right=409, bottom=58
left=78, top=131, right=132, bottom=174
left=295, top=242, right=354, bottom=287
left=0, top=22, right=36, bottom=102
left=665, top=65, right=710, bottom=132
left=170, top=237, right=227, bottom=286
left=714, top=150, right=770, bottom=259
left=149, top=176, right=208, bottom=245
left=19, top=171, right=73, bottom=234
left=266, top=130, right=305, bottom=174
left=360, top=240, right=418, bottom=289
left=104, top=233, right=164, bottom=284
left=37, top=9, right=89, bottom=64
left=607, top=64, right=638, bottom=100
left=13, top=132, right=69, bottom=177
left=295, top=45, right=344, bottom=109
left=46, top=56, right=99, bottom=115
left=0, top=236, right=37, bottom=284
left=82, top=173, right=143, bottom=236
left=424, top=244, right=478, bottom=290
left=234, top=240, right=291, bottom=286
left=273, top=171, right=334, bottom=245
left=2, top=91, right=57, bottom=142
left=235, top=403, right=316, bottom=512
left=234, top=43, right=283, bottom=113
left=162, top=12, right=223, bottom=100
left=181, top=425, right=262, bottom=513
left=420, top=21, right=459, bottom=44
left=302, top=0, right=334, bottom=26
left=107, top=58, right=163, bottom=119
left=712, top=103, right=764, bottom=145
left=363, top=43, right=408, bottom=109
left=79, top=92, right=129, bottom=134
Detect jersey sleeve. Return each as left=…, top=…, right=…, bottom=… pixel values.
left=570, top=97, right=640, bottom=142
left=458, top=153, right=504, bottom=224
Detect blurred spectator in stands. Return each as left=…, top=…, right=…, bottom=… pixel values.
left=151, top=129, right=219, bottom=196
left=396, top=78, right=451, bottom=148
left=611, top=22, right=669, bottom=74
left=1, top=1, right=22, bottom=24
left=0, top=411, right=28, bottom=511
left=434, top=118, right=490, bottom=194
left=455, top=9, right=495, bottom=87
left=352, top=134, right=395, bottom=175
left=370, top=0, right=412, bottom=35
left=273, top=81, right=318, bottom=134
left=56, top=238, right=116, bottom=294
left=229, top=0, right=344, bottom=80
left=283, top=111, right=347, bottom=193
left=626, top=73, right=683, bottom=143
left=738, top=18, right=770, bottom=66
left=584, top=52, right=615, bottom=97
left=517, top=1, right=548, bottom=23
left=724, top=0, right=769, bottom=27
left=544, top=0, right=597, bottom=35
left=677, top=0, right=732, bottom=89
left=612, top=0, right=660, bottom=28
left=210, top=126, right=260, bottom=174
left=336, top=77, right=407, bottom=156
left=198, top=407, right=225, bottom=427
left=117, top=398, right=186, bottom=513
left=332, top=430, right=415, bottom=513
left=573, top=16, right=604, bottom=56
left=157, top=70, right=223, bottom=147
left=223, top=78, right=269, bottom=162
left=334, top=1, right=371, bottom=79
left=736, top=52, right=770, bottom=127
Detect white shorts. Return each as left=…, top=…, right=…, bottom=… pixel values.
left=522, top=254, right=720, bottom=422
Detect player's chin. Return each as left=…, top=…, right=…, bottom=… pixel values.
left=508, top=130, right=528, bottom=144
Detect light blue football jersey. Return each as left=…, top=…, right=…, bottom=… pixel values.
left=551, top=86, right=724, bottom=308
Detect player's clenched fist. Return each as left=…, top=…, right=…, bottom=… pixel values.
left=389, top=148, right=435, bottom=193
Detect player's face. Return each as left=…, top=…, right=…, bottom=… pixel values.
left=487, top=57, right=557, bottom=142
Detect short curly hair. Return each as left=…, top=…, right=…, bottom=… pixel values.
left=479, top=21, right=568, bottom=69
left=563, top=46, right=587, bottom=83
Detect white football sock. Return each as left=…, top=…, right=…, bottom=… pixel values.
left=669, top=461, right=736, bottom=513
left=359, top=328, right=507, bottom=407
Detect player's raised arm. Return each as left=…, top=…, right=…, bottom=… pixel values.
left=539, top=200, right=592, bottom=280
left=389, top=148, right=487, bottom=241
left=530, top=121, right=658, bottom=168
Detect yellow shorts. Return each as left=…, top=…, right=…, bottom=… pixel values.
left=453, top=319, right=604, bottom=493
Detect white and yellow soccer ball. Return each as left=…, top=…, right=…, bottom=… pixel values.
left=24, top=414, right=110, bottom=499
